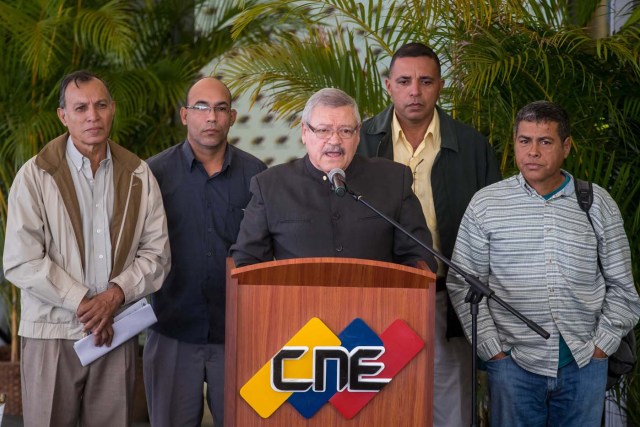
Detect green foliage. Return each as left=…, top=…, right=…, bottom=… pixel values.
left=221, top=0, right=640, bottom=420
left=0, top=0, right=269, bottom=359
left=0, top=0, right=268, bottom=247
left=221, top=30, right=388, bottom=124
left=222, top=0, right=425, bottom=118
left=0, top=0, right=262, bottom=164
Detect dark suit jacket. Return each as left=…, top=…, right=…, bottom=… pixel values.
left=230, top=154, right=437, bottom=271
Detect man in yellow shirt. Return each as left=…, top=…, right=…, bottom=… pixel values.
left=358, top=42, right=501, bottom=427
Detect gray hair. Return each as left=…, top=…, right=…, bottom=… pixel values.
left=301, top=88, right=361, bottom=125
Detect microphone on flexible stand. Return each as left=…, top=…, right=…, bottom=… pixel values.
left=327, top=168, right=347, bottom=197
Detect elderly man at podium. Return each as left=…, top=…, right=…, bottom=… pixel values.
left=230, top=88, right=436, bottom=272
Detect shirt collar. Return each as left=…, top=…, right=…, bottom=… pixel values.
left=181, top=140, right=233, bottom=173
left=180, top=140, right=196, bottom=167
left=391, top=109, right=440, bottom=154
left=543, top=173, right=571, bottom=200
left=303, top=154, right=357, bottom=193
left=516, top=170, right=574, bottom=199
left=66, top=136, right=111, bottom=172
left=303, top=154, right=330, bottom=183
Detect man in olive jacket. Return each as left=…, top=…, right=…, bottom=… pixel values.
left=357, top=43, right=501, bottom=427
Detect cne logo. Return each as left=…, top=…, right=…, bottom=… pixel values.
left=240, top=317, right=424, bottom=419
left=271, top=345, right=390, bottom=393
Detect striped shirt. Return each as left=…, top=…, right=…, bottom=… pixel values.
left=446, top=172, right=640, bottom=377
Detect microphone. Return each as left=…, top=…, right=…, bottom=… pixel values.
left=327, top=168, right=347, bottom=197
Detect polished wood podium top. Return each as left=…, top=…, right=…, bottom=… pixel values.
left=230, top=257, right=434, bottom=288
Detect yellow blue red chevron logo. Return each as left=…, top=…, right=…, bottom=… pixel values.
left=240, top=317, right=424, bottom=419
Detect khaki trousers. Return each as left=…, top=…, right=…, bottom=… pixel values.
left=21, top=337, right=136, bottom=427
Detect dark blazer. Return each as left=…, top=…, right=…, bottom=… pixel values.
left=230, top=154, right=437, bottom=271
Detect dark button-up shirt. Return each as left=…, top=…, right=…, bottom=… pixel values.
left=147, top=141, right=266, bottom=344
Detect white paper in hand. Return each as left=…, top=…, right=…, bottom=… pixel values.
left=73, top=299, right=157, bottom=366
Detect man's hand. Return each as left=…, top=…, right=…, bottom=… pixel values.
left=91, top=323, right=115, bottom=347
left=77, top=284, right=125, bottom=346
left=490, top=351, right=508, bottom=361
left=593, top=346, right=608, bottom=359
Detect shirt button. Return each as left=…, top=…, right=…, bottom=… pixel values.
left=207, top=252, right=212, bottom=257
left=96, top=228, right=101, bottom=234
left=332, top=212, right=341, bottom=220
left=336, top=245, right=343, bottom=252
left=208, top=228, right=213, bottom=233
left=98, top=254, right=104, bottom=259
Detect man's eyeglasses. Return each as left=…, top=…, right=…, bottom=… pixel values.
left=306, top=123, right=358, bottom=140
left=185, top=104, right=231, bottom=115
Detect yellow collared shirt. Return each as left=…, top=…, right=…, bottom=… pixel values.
left=392, top=112, right=443, bottom=275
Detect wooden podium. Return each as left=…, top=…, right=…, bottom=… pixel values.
left=224, top=257, right=436, bottom=426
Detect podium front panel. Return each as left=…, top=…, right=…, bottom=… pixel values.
left=225, top=258, right=435, bottom=426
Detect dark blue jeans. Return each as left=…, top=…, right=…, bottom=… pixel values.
left=486, top=355, right=607, bottom=427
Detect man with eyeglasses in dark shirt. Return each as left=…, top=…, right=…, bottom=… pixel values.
left=144, top=77, right=266, bottom=426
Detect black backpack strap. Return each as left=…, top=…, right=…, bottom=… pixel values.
left=574, top=177, right=603, bottom=273
left=574, top=178, right=593, bottom=212
left=575, top=177, right=640, bottom=388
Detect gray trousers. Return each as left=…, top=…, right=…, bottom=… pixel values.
left=433, top=291, right=473, bottom=427
left=20, top=337, right=136, bottom=427
left=143, top=330, right=224, bottom=427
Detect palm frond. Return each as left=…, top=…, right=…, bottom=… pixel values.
left=73, top=0, right=137, bottom=67
left=220, top=29, right=388, bottom=123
